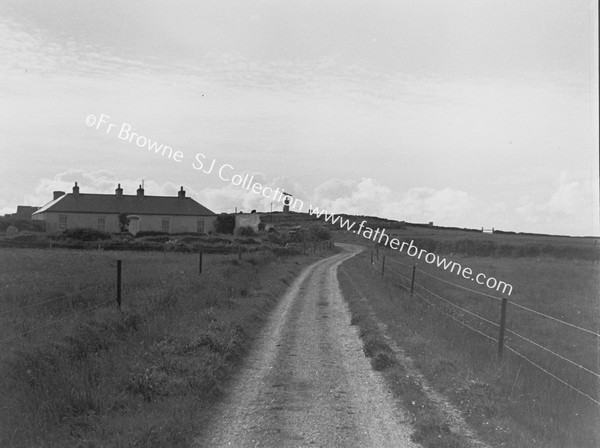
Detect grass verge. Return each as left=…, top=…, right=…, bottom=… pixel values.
left=0, top=247, right=333, bottom=447
left=338, top=250, right=599, bottom=448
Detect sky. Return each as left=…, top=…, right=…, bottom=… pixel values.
left=1, top=0, right=598, bottom=236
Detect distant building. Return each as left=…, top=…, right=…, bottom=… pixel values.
left=235, top=213, right=261, bottom=231
left=12, top=206, right=40, bottom=219
left=32, top=182, right=217, bottom=235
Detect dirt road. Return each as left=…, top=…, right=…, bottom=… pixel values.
left=195, top=243, right=417, bottom=447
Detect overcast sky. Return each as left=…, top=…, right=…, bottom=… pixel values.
left=1, top=0, right=598, bottom=236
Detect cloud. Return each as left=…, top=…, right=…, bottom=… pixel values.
left=311, top=177, right=476, bottom=226
left=15, top=169, right=304, bottom=216
left=514, top=171, right=599, bottom=235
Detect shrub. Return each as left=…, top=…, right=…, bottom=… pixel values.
left=137, top=235, right=170, bottom=243
left=306, top=224, right=331, bottom=241
left=0, top=218, right=45, bottom=233
left=215, top=214, right=235, bottom=234
left=235, top=226, right=257, bottom=237
left=265, top=231, right=290, bottom=246
left=135, top=231, right=169, bottom=238
left=271, top=246, right=301, bottom=256
left=233, top=237, right=258, bottom=245
left=54, top=228, right=112, bottom=242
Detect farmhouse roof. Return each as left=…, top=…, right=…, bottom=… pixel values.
left=33, top=186, right=215, bottom=217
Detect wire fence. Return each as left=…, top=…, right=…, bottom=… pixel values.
left=0, top=239, right=335, bottom=349
left=0, top=250, right=214, bottom=348
left=364, top=249, right=600, bottom=407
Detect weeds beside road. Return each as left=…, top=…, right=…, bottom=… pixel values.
left=0, top=245, right=334, bottom=447
left=338, top=248, right=599, bottom=448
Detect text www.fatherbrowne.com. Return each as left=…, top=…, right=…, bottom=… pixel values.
left=309, top=206, right=513, bottom=296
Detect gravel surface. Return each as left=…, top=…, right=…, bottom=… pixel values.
left=195, top=244, right=418, bottom=448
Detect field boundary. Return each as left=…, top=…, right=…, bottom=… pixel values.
left=0, top=241, right=335, bottom=349
left=364, top=248, right=600, bottom=407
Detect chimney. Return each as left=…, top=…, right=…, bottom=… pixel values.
left=53, top=191, right=65, bottom=200
left=137, top=185, right=144, bottom=198
left=72, top=182, right=79, bottom=196
left=178, top=186, right=186, bottom=199
left=115, top=183, right=123, bottom=198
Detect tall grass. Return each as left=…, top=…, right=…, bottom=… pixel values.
left=339, top=247, right=600, bottom=447
left=0, top=246, right=316, bottom=447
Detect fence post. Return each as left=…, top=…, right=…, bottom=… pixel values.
left=381, top=255, right=386, bottom=277
left=497, top=298, right=508, bottom=359
left=410, top=266, right=416, bottom=295
left=198, top=251, right=203, bottom=274
left=116, top=260, right=122, bottom=308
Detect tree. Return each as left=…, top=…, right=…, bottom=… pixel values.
left=215, top=214, right=235, bottom=234
left=118, top=213, right=130, bottom=232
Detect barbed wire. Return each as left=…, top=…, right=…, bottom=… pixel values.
left=369, top=253, right=600, bottom=406
left=0, top=297, right=115, bottom=346
left=414, top=283, right=500, bottom=328
left=411, top=290, right=600, bottom=406
left=505, top=328, right=600, bottom=378
left=412, top=290, right=498, bottom=343
left=0, top=282, right=113, bottom=317
left=415, top=268, right=504, bottom=302
left=383, top=264, right=412, bottom=282
left=377, top=253, right=599, bottom=337
left=383, top=256, right=413, bottom=269
left=503, top=344, right=600, bottom=406
left=509, top=301, right=600, bottom=338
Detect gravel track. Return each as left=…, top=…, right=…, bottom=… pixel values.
left=195, top=243, right=418, bottom=448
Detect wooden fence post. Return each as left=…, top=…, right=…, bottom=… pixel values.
left=410, top=266, right=416, bottom=295
left=116, top=260, right=122, bottom=308
left=198, top=251, right=203, bottom=274
left=381, top=255, right=386, bottom=277
left=497, top=298, right=508, bottom=359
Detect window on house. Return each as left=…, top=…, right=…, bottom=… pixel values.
left=161, top=218, right=170, bottom=233
left=98, top=217, right=106, bottom=232
left=197, top=219, right=204, bottom=234
left=59, top=215, right=67, bottom=230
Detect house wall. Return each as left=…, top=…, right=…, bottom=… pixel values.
left=34, top=212, right=216, bottom=234
left=235, top=213, right=261, bottom=231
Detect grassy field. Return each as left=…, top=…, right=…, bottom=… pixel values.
left=0, top=242, right=333, bottom=447
left=336, top=227, right=600, bottom=448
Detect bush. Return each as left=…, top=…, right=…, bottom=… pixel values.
left=265, top=231, right=290, bottom=246
left=0, top=218, right=45, bottom=233
left=136, top=235, right=171, bottom=243
left=235, top=226, right=257, bottom=237
left=233, top=237, right=258, bottom=245
left=135, top=231, right=169, bottom=238
left=307, top=224, right=331, bottom=241
left=215, top=214, right=235, bottom=234
left=51, top=228, right=112, bottom=242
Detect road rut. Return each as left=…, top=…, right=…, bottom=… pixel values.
left=195, top=244, right=417, bottom=447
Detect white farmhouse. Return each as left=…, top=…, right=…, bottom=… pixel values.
left=32, top=183, right=216, bottom=235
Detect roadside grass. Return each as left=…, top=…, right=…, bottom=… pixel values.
left=0, top=246, right=332, bottom=447
left=338, top=249, right=600, bottom=448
